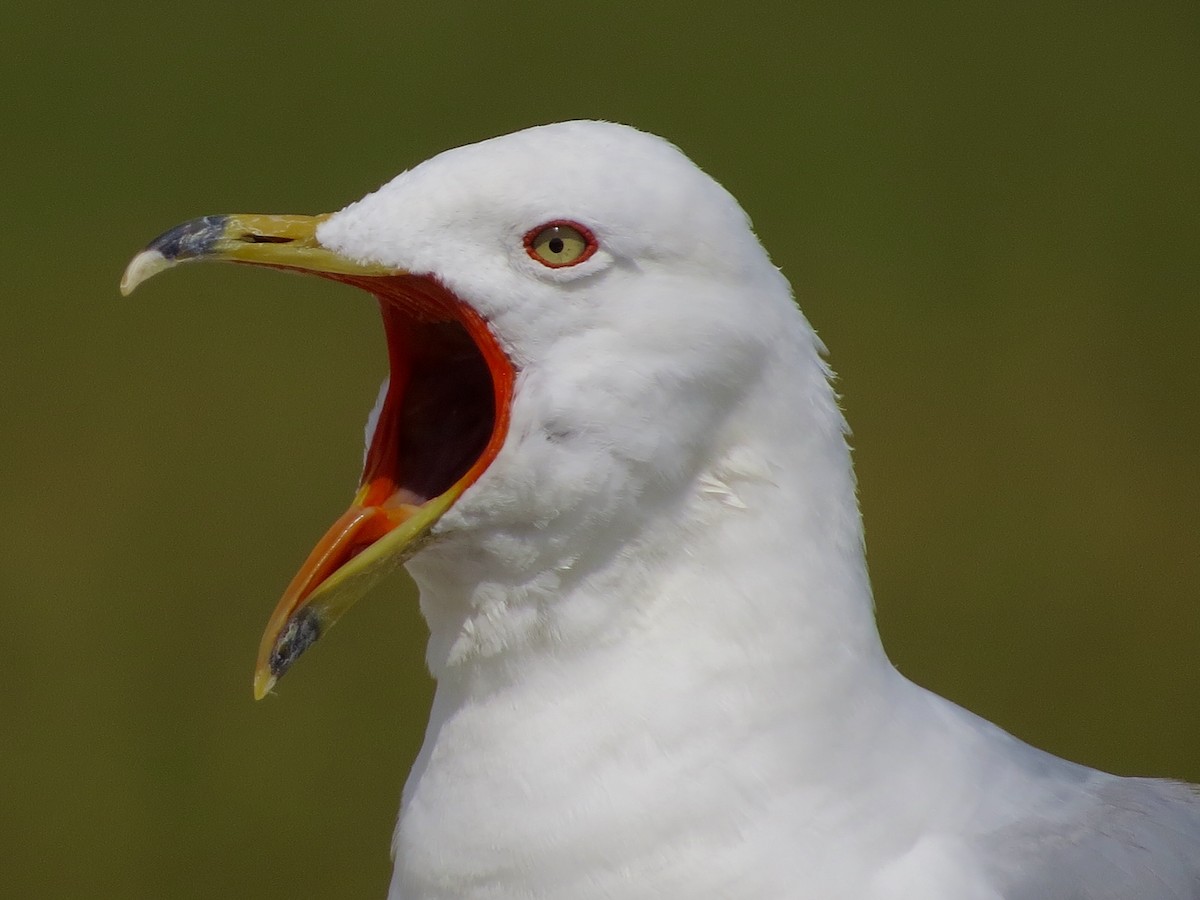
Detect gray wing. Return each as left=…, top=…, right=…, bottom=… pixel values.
left=982, top=775, right=1200, bottom=899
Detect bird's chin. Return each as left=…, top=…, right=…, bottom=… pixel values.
left=251, top=273, right=515, bottom=698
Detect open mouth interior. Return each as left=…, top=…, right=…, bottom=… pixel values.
left=368, top=312, right=495, bottom=508
left=254, top=271, right=515, bottom=694
left=324, top=273, right=505, bottom=573
left=121, top=217, right=518, bottom=694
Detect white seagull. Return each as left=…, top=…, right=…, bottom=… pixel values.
left=123, top=121, right=1199, bottom=899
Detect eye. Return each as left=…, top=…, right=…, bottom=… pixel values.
left=524, top=221, right=597, bottom=268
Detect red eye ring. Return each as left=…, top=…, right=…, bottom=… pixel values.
left=523, top=220, right=598, bottom=268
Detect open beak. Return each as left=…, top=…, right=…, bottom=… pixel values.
left=122, top=214, right=514, bottom=699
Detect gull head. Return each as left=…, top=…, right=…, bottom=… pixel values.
left=122, top=121, right=826, bottom=693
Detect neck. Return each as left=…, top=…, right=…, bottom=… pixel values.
left=392, top=311, right=908, bottom=896
left=412, top=293, right=890, bottom=689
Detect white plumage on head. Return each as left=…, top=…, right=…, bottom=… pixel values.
left=314, top=121, right=1199, bottom=900
left=127, top=120, right=1200, bottom=899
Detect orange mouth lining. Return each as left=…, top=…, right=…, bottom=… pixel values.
left=296, top=272, right=514, bottom=602
left=252, top=271, right=516, bottom=694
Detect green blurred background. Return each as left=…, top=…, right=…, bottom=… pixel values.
left=3, top=1, right=1197, bottom=896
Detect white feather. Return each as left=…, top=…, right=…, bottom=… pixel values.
left=310, top=122, right=1199, bottom=900
left=363, top=376, right=389, bottom=469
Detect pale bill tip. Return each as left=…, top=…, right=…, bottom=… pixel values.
left=120, top=249, right=176, bottom=296
left=253, top=670, right=277, bottom=702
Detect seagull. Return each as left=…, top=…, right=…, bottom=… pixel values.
left=122, top=121, right=1199, bottom=899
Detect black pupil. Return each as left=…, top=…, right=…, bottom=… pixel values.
left=548, top=236, right=565, bottom=254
